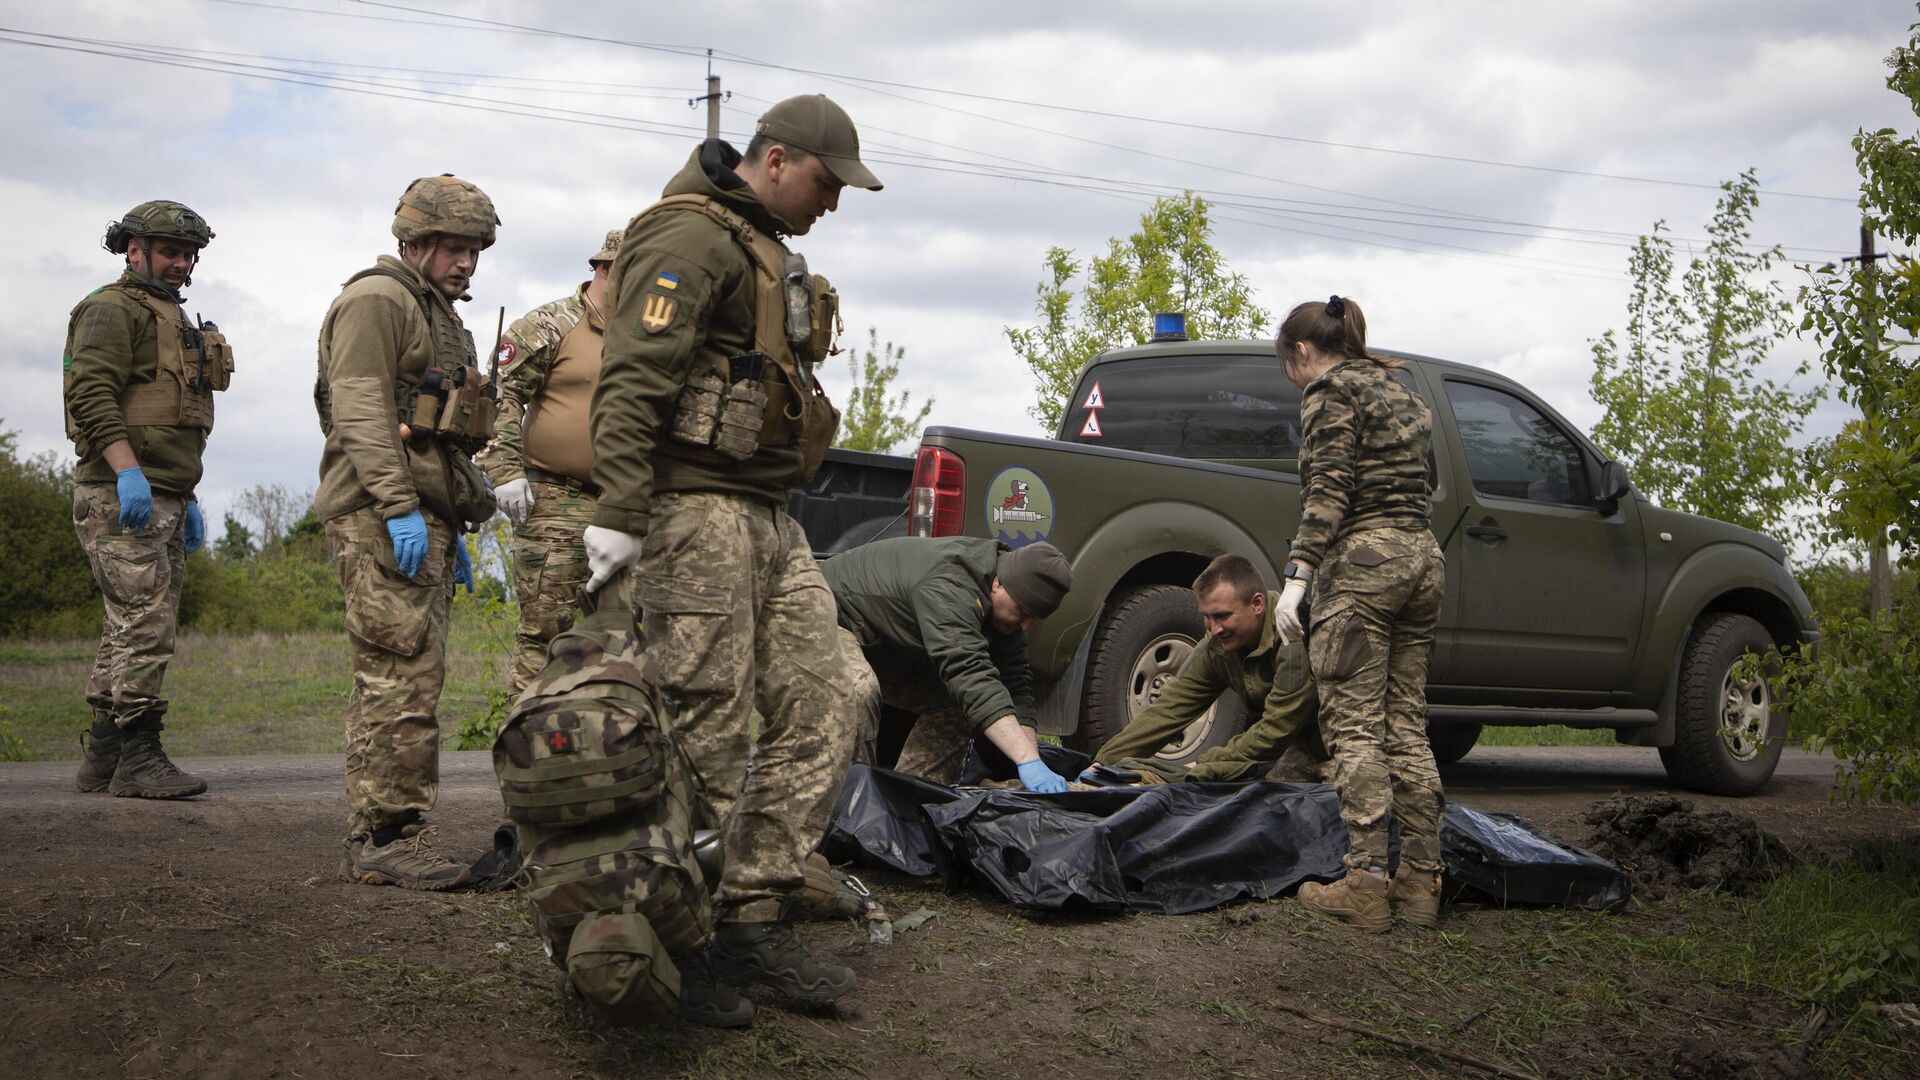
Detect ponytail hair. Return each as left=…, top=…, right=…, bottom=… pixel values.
left=1276, top=295, right=1404, bottom=369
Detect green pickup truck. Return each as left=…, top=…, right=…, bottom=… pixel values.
left=890, top=337, right=1818, bottom=795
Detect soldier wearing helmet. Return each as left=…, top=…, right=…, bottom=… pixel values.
left=314, top=174, right=502, bottom=890
left=65, top=199, right=232, bottom=801
left=476, top=228, right=625, bottom=696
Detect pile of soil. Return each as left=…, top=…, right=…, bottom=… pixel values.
left=1582, top=795, right=1790, bottom=900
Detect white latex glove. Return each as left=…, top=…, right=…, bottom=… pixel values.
left=494, top=477, right=532, bottom=526
left=583, top=525, right=644, bottom=594
left=1276, top=577, right=1309, bottom=645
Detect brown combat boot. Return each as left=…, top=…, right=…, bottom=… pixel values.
left=110, top=714, right=208, bottom=799
left=1390, top=871, right=1443, bottom=929
left=347, top=826, right=470, bottom=891
left=76, top=712, right=121, bottom=793
left=1296, top=869, right=1391, bottom=933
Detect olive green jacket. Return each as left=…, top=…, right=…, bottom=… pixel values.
left=314, top=255, right=466, bottom=526
left=590, top=140, right=809, bottom=535
left=821, top=537, right=1036, bottom=732
left=1093, top=591, right=1318, bottom=777
left=63, top=272, right=208, bottom=495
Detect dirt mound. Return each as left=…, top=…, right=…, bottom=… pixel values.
left=1582, top=796, right=1789, bottom=900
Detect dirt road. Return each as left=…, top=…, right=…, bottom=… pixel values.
left=2, top=747, right=1914, bottom=1079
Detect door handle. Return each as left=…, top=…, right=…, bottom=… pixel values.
left=1465, top=524, right=1508, bottom=542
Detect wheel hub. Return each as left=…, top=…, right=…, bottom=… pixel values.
left=1719, top=667, right=1771, bottom=762
left=1127, top=632, right=1216, bottom=761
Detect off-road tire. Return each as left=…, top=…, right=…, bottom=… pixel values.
left=1658, top=613, right=1785, bottom=796
left=1426, top=722, right=1482, bottom=765
left=1066, top=584, right=1247, bottom=761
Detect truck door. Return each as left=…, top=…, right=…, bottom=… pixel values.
left=1434, top=377, right=1646, bottom=699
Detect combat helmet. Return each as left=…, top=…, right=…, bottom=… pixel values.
left=392, top=174, right=499, bottom=249
left=103, top=200, right=214, bottom=254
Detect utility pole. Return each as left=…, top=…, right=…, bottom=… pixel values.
left=1861, top=224, right=1894, bottom=618
left=690, top=49, right=729, bottom=140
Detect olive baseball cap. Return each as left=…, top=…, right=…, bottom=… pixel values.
left=754, top=94, right=884, bottom=191
left=591, top=228, right=623, bottom=266
left=996, top=542, right=1072, bottom=619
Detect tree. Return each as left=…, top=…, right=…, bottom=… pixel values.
left=0, top=427, right=95, bottom=636
left=1007, top=193, right=1270, bottom=432
left=235, top=483, right=311, bottom=552
left=215, top=514, right=255, bottom=561
left=834, top=328, right=934, bottom=454
left=1588, top=170, right=1821, bottom=535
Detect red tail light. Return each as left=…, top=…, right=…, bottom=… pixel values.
left=909, top=446, right=966, bottom=536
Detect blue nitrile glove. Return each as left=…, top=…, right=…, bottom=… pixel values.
left=453, top=538, right=474, bottom=593
left=183, top=501, right=205, bottom=555
left=1017, top=759, right=1068, bottom=794
left=115, top=466, right=153, bottom=528
left=386, top=510, right=428, bottom=579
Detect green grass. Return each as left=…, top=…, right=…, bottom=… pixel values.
left=1477, top=724, right=1620, bottom=747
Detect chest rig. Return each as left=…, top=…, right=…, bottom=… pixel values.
left=66, top=284, right=233, bottom=440
left=613, top=194, right=842, bottom=481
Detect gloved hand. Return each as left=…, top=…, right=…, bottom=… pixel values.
left=453, top=538, right=474, bottom=593
left=1275, top=576, right=1309, bottom=644
left=115, top=466, right=153, bottom=529
left=584, top=525, right=644, bottom=593
left=183, top=501, right=205, bottom=555
left=386, top=510, right=429, bottom=579
left=1017, top=758, right=1068, bottom=794
left=1078, top=765, right=1101, bottom=783
left=493, top=476, right=532, bottom=526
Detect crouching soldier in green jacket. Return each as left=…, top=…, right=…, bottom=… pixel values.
left=823, top=537, right=1074, bottom=793
left=66, top=200, right=230, bottom=799
left=1083, top=553, right=1326, bottom=784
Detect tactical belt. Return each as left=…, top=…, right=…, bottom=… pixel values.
left=525, top=466, right=602, bottom=498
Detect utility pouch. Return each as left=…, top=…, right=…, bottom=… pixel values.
left=805, top=274, right=840, bottom=366
left=413, top=364, right=496, bottom=450
left=795, top=388, right=840, bottom=483
left=713, top=352, right=769, bottom=461
left=565, top=910, right=681, bottom=1026
left=670, top=366, right=726, bottom=448
left=782, top=252, right=812, bottom=353
left=448, top=452, right=499, bottom=530
left=190, top=320, right=235, bottom=392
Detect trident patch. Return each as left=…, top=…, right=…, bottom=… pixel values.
left=640, top=292, right=678, bottom=333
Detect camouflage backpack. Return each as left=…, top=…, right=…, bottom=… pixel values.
left=492, top=602, right=710, bottom=1026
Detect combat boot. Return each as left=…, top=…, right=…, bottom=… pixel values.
left=1296, top=869, right=1391, bottom=933
left=677, top=947, right=755, bottom=1028
left=347, top=824, right=470, bottom=891
left=76, top=712, right=121, bottom=793
left=709, top=920, right=857, bottom=1003
left=110, top=714, right=208, bottom=799
left=1389, top=871, right=1443, bottom=929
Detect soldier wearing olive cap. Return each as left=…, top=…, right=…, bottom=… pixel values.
left=477, top=228, right=626, bottom=695
left=582, top=94, right=882, bottom=1026
left=66, top=199, right=231, bottom=800
left=315, top=174, right=501, bottom=890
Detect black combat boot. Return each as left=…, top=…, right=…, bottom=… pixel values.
left=677, top=946, right=755, bottom=1028
left=709, top=920, right=857, bottom=1003
left=76, top=711, right=121, bottom=793
left=110, top=713, right=208, bottom=799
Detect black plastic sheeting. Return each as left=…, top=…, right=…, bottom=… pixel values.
left=821, top=765, right=1630, bottom=915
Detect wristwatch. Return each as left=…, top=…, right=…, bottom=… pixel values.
left=1282, top=562, right=1311, bottom=582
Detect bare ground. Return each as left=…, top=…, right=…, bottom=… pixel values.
left=2, top=746, right=1916, bottom=1080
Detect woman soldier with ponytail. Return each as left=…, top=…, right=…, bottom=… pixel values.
left=1275, top=296, right=1447, bottom=932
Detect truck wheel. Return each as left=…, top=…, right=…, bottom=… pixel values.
left=1658, top=613, right=1785, bottom=796
left=1426, top=722, right=1482, bottom=765
left=1067, top=585, right=1247, bottom=763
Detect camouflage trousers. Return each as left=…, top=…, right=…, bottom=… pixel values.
left=1309, top=527, right=1447, bottom=874
left=508, top=481, right=597, bottom=697
left=633, top=492, right=863, bottom=923
left=73, top=483, right=187, bottom=726
left=325, top=505, right=456, bottom=839
left=840, top=629, right=1009, bottom=785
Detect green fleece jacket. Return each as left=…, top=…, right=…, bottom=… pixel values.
left=821, top=536, right=1037, bottom=732
left=62, top=272, right=209, bottom=495
left=589, top=140, right=810, bottom=535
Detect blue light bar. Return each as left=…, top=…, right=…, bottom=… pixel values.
left=1151, top=311, right=1188, bottom=341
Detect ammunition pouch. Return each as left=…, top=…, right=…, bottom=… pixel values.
left=669, top=353, right=770, bottom=462
left=408, top=363, right=497, bottom=453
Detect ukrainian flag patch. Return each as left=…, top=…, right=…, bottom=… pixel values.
left=653, top=272, right=680, bottom=291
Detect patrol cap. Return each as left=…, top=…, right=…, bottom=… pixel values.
left=996, top=542, right=1072, bottom=619
left=590, top=228, right=623, bottom=266
left=754, top=94, right=883, bottom=191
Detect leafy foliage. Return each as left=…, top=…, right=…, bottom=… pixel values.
left=1006, top=193, right=1270, bottom=433
left=0, top=428, right=99, bottom=636
left=834, top=328, right=934, bottom=454
left=1588, top=170, right=1821, bottom=534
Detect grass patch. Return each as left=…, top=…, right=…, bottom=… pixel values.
left=1477, top=724, right=1620, bottom=747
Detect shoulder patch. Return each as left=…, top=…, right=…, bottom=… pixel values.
left=639, top=291, right=678, bottom=334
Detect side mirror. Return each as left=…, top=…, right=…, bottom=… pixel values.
left=1596, top=460, right=1631, bottom=513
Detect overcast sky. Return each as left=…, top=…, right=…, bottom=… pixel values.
left=4, top=0, right=1915, bottom=534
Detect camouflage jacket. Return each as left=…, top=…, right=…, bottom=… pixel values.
left=476, top=284, right=590, bottom=485
left=1289, top=357, right=1434, bottom=569
left=62, top=272, right=209, bottom=495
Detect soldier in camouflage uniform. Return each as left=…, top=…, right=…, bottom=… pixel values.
left=65, top=200, right=231, bottom=799
left=316, top=175, right=501, bottom=890
left=478, top=228, right=624, bottom=695
left=1277, top=296, right=1447, bottom=932
left=584, top=95, right=882, bottom=1019
left=1082, top=554, right=1327, bottom=785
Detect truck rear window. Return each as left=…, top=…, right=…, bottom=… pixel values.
left=1065, top=357, right=1301, bottom=460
